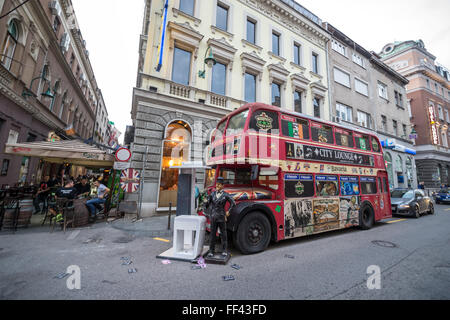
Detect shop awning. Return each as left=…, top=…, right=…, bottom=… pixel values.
left=4, top=140, right=115, bottom=168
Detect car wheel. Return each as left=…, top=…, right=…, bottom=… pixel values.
left=234, top=212, right=271, bottom=255
left=413, top=205, right=420, bottom=219
left=359, top=205, right=374, bottom=230
left=428, top=203, right=435, bottom=215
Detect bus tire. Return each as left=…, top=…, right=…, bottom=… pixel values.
left=359, top=204, right=374, bottom=230
left=234, top=212, right=271, bottom=255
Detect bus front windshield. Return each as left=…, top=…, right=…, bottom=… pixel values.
left=218, top=167, right=251, bottom=186
left=226, top=110, right=249, bottom=137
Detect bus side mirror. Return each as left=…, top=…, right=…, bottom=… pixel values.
left=251, top=165, right=259, bottom=181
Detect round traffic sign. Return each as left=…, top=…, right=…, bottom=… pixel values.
left=115, top=147, right=132, bottom=162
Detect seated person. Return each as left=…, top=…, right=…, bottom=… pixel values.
left=75, top=177, right=91, bottom=198
left=86, top=180, right=110, bottom=222
left=49, top=179, right=79, bottom=223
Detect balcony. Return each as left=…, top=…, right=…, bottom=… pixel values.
left=141, top=73, right=245, bottom=111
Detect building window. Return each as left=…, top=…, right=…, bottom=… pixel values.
left=445, top=109, right=449, bottom=123
left=26, top=132, right=37, bottom=142
left=393, top=120, right=398, bottom=136
left=435, top=83, right=439, bottom=94
left=246, top=18, right=256, bottom=44
left=53, top=16, right=61, bottom=33
left=334, top=67, right=350, bottom=88
left=312, top=52, right=319, bottom=74
left=402, top=124, right=407, bottom=137
left=313, top=97, right=321, bottom=118
left=438, top=105, right=444, bottom=120
left=395, top=91, right=403, bottom=107
left=293, top=43, right=301, bottom=65
left=331, top=40, right=346, bottom=56
left=294, top=91, right=302, bottom=113
left=381, top=115, right=387, bottom=132
left=172, top=47, right=192, bottom=86
left=378, top=82, right=388, bottom=100
left=336, top=103, right=352, bottom=122
left=1, top=20, right=19, bottom=70
left=216, top=3, right=229, bottom=31
left=352, top=53, right=365, bottom=68
left=7, top=129, right=19, bottom=144
left=1, top=159, right=9, bottom=176
left=355, top=78, right=368, bottom=96
left=357, top=111, right=371, bottom=129
left=272, top=32, right=280, bottom=56
left=211, top=61, right=226, bottom=96
left=442, top=131, right=448, bottom=148
left=271, top=83, right=281, bottom=107
left=244, top=72, right=256, bottom=103
left=426, top=79, right=430, bottom=89
left=179, top=0, right=194, bottom=16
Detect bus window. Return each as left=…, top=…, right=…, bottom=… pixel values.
left=360, top=177, right=377, bottom=194
left=212, top=120, right=227, bottom=143
left=315, top=175, right=339, bottom=196
left=335, top=128, right=354, bottom=148
left=227, top=110, right=249, bottom=136
left=355, top=134, right=371, bottom=151
left=258, top=167, right=279, bottom=191
left=219, top=167, right=251, bottom=185
left=371, top=137, right=381, bottom=153
left=311, top=122, right=334, bottom=144
left=340, top=176, right=360, bottom=196
left=249, top=110, right=279, bottom=134
left=281, top=115, right=310, bottom=140
left=285, top=174, right=314, bottom=198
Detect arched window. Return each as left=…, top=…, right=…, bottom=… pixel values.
left=158, top=121, right=192, bottom=208
left=384, top=152, right=394, bottom=189
left=59, top=91, right=67, bottom=119
left=1, top=20, right=19, bottom=70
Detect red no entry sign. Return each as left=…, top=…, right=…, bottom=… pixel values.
left=115, top=147, right=132, bottom=162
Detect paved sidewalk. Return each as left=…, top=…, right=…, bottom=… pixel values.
left=110, top=215, right=175, bottom=238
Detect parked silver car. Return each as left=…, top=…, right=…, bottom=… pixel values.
left=391, top=189, right=434, bottom=218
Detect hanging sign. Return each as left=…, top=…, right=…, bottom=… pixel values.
left=120, top=169, right=141, bottom=193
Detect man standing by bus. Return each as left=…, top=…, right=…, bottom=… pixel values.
left=206, top=177, right=236, bottom=258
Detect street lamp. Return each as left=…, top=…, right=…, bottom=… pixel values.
left=198, top=46, right=217, bottom=79
left=22, top=73, right=55, bottom=103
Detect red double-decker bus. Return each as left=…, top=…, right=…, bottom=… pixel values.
left=203, top=103, right=391, bottom=254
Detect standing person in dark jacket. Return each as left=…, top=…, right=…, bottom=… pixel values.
left=206, top=177, right=236, bottom=258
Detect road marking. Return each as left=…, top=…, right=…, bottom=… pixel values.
left=445, top=208, right=450, bottom=211
left=67, top=230, right=80, bottom=240
left=153, top=237, right=170, bottom=243
left=387, top=219, right=407, bottom=224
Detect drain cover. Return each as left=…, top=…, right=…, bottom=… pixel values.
left=372, top=240, right=397, bottom=248
left=113, top=237, right=135, bottom=244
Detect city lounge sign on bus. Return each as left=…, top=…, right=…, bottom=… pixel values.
left=429, top=105, right=439, bottom=145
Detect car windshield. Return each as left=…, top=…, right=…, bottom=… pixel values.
left=439, top=189, right=450, bottom=194
left=391, top=190, right=414, bottom=199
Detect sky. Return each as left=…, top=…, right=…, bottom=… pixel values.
left=71, top=0, right=450, bottom=144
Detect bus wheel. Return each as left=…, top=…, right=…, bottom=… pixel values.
left=359, top=205, right=374, bottom=230
left=234, top=212, right=271, bottom=255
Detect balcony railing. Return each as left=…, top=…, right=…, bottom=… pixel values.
left=142, top=73, right=245, bottom=111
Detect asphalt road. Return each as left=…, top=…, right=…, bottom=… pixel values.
left=0, top=205, right=449, bottom=300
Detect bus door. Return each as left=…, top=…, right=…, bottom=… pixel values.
left=378, top=171, right=392, bottom=219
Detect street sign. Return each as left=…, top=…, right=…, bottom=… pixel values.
left=114, top=162, right=131, bottom=170
left=115, top=147, right=132, bottom=162
left=120, top=168, right=141, bottom=193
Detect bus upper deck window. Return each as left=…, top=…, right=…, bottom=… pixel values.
left=281, top=115, right=310, bottom=140
left=227, top=110, right=249, bottom=136
left=355, top=134, right=371, bottom=151
left=213, top=121, right=227, bottom=143
left=371, top=137, right=381, bottom=153
left=311, top=122, right=334, bottom=144
left=335, top=128, right=354, bottom=148
left=249, top=110, right=279, bottom=134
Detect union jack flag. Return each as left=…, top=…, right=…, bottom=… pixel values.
left=120, top=169, right=141, bottom=193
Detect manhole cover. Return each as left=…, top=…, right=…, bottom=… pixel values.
left=372, top=240, right=397, bottom=248
left=113, top=237, right=135, bottom=244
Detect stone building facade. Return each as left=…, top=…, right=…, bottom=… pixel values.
left=130, top=0, right=331, bottom=216
left=379, top=40, right=450, bottom=188
left=324, top=23, right=417, bottom=190
left=0, top=0, right=107, bottom=186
